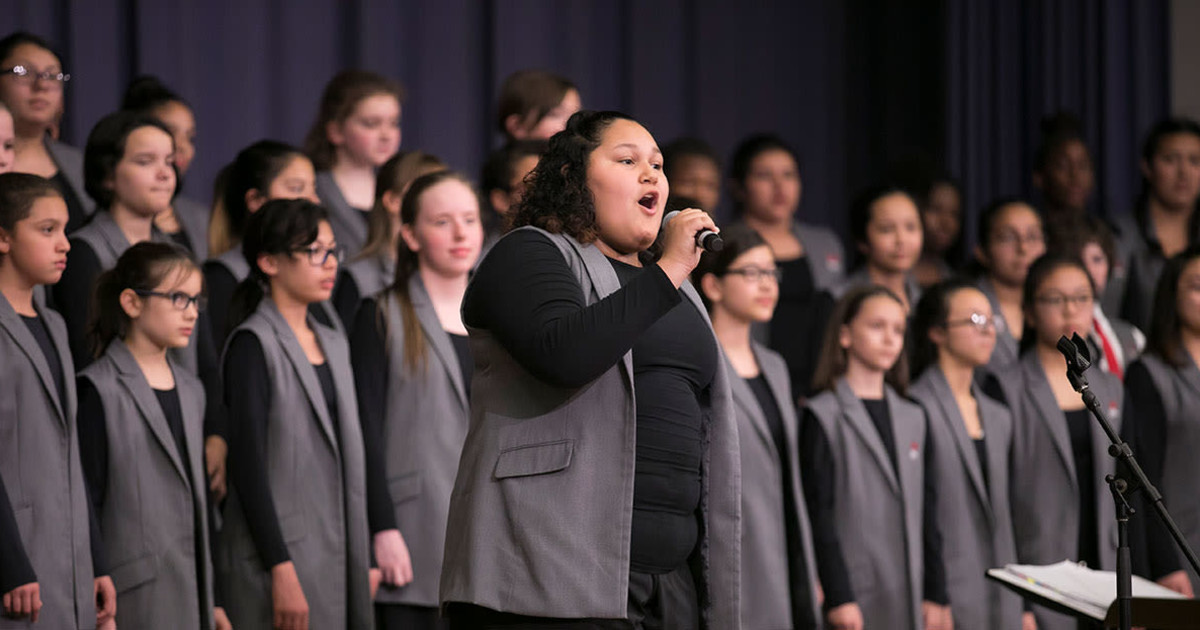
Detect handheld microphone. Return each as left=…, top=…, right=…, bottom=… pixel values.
left=662, top=210, right=724, bottom=253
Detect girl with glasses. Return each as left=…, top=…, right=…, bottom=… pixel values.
left=909, top=279, right=1030, bottom=630
left=0, top=32, right=89, bottom=232
left=76, top=241, right=230, bottom=630
left=692, top=223, right=821, bottom=630
left=304, top=71, right=403, bottom=257
left=800, top=285, right=951, bottom=630
left=350, top=171, right=483, bottom=629
left=220, top=198, right=372, bottom=630
left=1004, top=254, right=1187, bottom=629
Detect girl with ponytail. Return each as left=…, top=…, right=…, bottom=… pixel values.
left=349, top=171, right=483, bottom=629
left=77, top=241, right=230, bottom=629
left=220, top=198, right=374, bottom=630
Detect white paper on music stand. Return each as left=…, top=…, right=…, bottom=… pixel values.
left=987, top=560, right=1187, bottom=620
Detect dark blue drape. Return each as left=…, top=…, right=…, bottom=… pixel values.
left=945, top=0, right=1170, bottom=251
left=4, top=0, right=1170, bottom=250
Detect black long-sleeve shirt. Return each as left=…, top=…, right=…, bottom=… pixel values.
left=1122, top=362, right=1185, bottom=579
left=799, top=403, right=948, bottom=610
left=463, top=230, right=720, bottom=572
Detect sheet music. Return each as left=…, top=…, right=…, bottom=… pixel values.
left=987, top=560, right=1187, bottom=620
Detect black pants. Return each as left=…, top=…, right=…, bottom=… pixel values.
left=376, top=603, right=448, bottom=630
left=445, top=566, right=699, bottom=630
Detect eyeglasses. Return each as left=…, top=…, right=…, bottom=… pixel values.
left=1034, top=293, right=1093, bottom=309
left=944, top=312, right=999, bottom=332
left=724, top=266, right=783, bottom=283
left=1, top=65, right=70, bottom=86
left=134, top=290, right=206, bottom=312
left=293, top=245, right=343, bottom=266
left=991, top=231, right=1044, bottom=248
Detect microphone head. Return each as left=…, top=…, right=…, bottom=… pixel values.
left=701, top=232, right=724, bottom=252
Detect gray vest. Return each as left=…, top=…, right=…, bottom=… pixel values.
left=794, top=221, right=846, bottom=292
left=316, top=171, right=368, bottom=257
left=220, top=298, right=372, bottom=630
left=174, top=196, right=211, bottom=262
left=910, top=368, right=1024, bottom=630
left=373, top=278, right=468, bottom=606
left=0, top=294, right=94, bottom=629
left=1134, top=355, right=1200, bottom=592
left=1105, top=212, right=1140, bottom=318
left=978, top=277, right=1020, bottom=374
left=47, top=139, right=92, bottom=221
left=805, top=379, right=925, bottom=630
left=832, top=267, right=923, bottom=307
left=78, top=340, right=213, bottom=630
left=343, top=253, right=394, bottom=305
left=211, top=247, right=251, bottom=283
left=71, top=212, right=199, bottom=374
left=439, top=227, right=741, bottom=627
left=1005, top=351, right=1122, bottom=630
left=729, top=344, right=820, bottom=629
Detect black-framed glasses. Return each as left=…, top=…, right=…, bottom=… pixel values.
left=134, top=290, right=206, bottom=312
left=1034, top=293, right=1093, bottom=310
left=724, top=266, right=783, bottom=283
left=1, top=65, right=70, bottom=85
left=293, top=245, right=343, bottom=266
left=990, top=230, right=1044, bottom=248
left=944, top=312, right=999, bottom=332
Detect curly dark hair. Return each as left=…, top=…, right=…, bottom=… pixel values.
left=508, top=110, right=636, bottom=243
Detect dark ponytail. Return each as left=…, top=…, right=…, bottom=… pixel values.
left=227, top=198, right=328, bottom=332
left=87, top=242, right=199, bottom=358
left=382, top=170, right=478, bottom=372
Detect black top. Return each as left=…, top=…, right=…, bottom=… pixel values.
left=746, top=374, right=816, bottom=629
left=1121, top=362, right=1184, bottom=579
left=202, top=261, right=239, bottom=343
left=332, top=271, right=362, bottom=333
left=20, top=314, right=66, bottom=408
left=799, top=401, right=948, bottom=610
left=166, top=227, right=193, bottom=254
left=609, top=258, right=715, bottom=573
left=768, top=256, right=834, bottom=400
left=54, top=238, right=104, bottom=368
left=223, top=332, right=292, bottom=568
left=973, top=437, right=990, bottom=495
left=449, top=333, right=472, bottom=398
left=0, top=475, right=36, bottom=593
left=312, top=361, right=340, bottom=438
left=1065, top=408, right=1100, bottom=568
left=348, top=298, right=400, bottom=534
left=463, top=230, right=715, bottom=574
left=51, top=170, right=87, bottom=235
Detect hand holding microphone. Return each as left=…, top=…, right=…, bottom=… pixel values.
left=657, top=208, right=721, bottom=288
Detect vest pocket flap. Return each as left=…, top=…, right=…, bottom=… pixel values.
left=493, top=440, right=574, bottom=479
left=387, top=472, right=422, bottom=504
left=111, top=554, right=158, bottom=594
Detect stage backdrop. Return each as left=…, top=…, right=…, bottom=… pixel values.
left=5, top=0, right=1170, bottom=260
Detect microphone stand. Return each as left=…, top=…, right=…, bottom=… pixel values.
left=1056, top=333, right=1200, bottom=630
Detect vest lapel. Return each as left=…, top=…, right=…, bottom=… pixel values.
left=108, top=340, right=191, bottom=486
left=264, top=299, right=339, bottom=452
left=0, top=294, right=66, bottom=426
left=1021, top=353, right=1078, bottom=489
left=835, top=378, right=900, bottom=495
left=727, top=359, right=777, bottom=458
left=929, top=368, right=992, bottom=518
left=409, top=275, right=468, bottom=409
